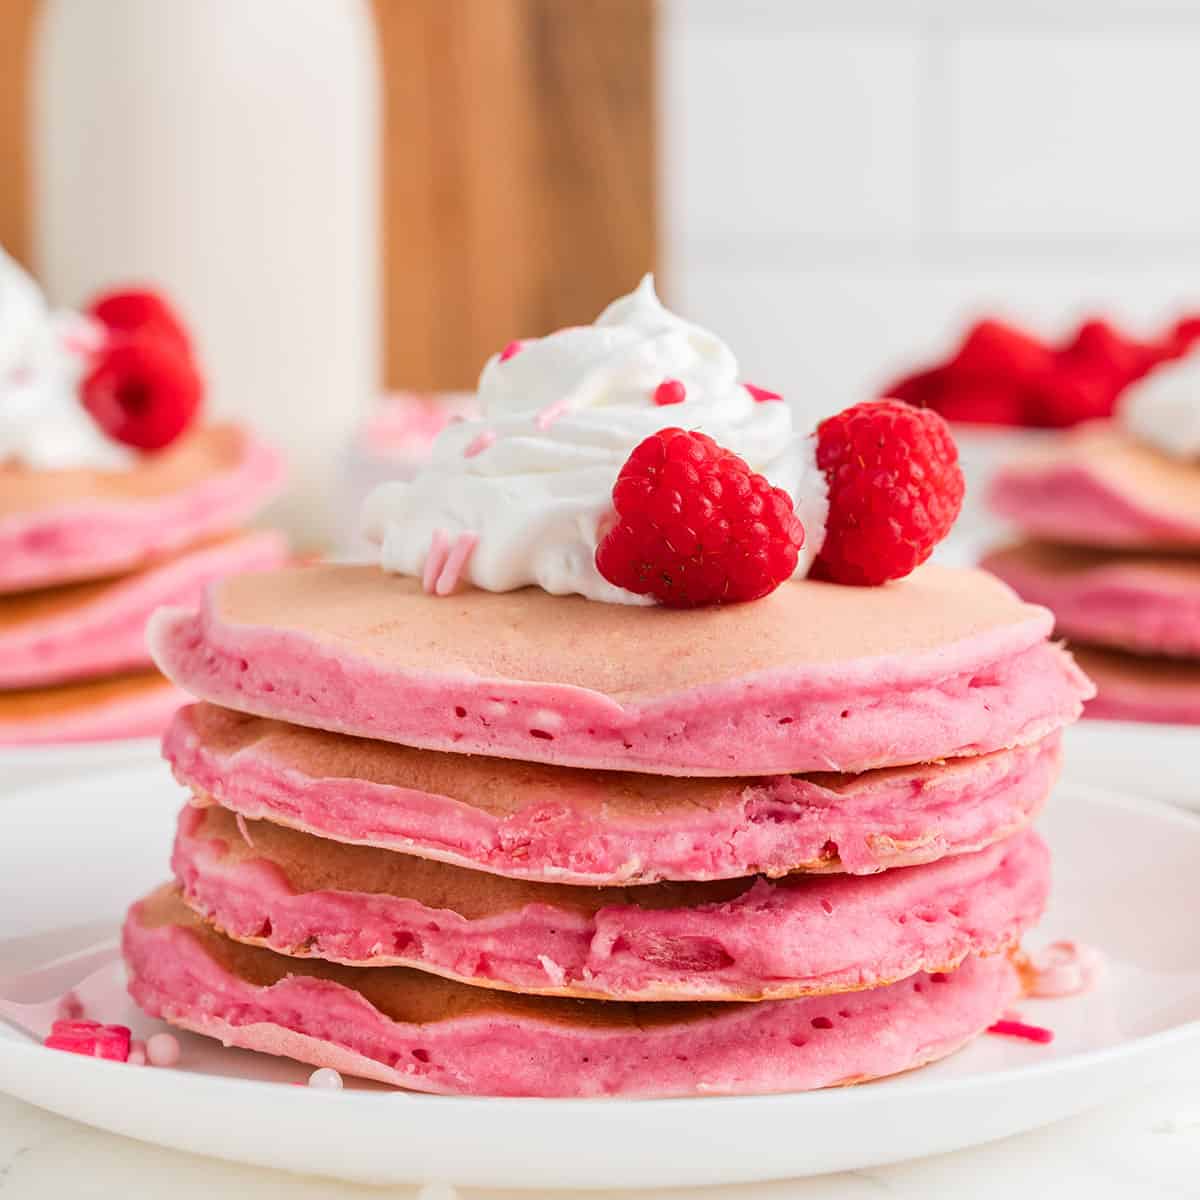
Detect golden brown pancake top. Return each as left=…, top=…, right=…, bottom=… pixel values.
left=210, top=562, right=1049, bottom=701
left=0, top=424, right=250, bottom=519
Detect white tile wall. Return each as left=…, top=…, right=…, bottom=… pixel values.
left=663, top=33, right=922, bottom=239
left=953, top=36, right=1200, bottom=237
left=661, top=1, right=1200, bottom=422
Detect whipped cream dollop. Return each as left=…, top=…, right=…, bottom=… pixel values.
left=1119, top=351, right=1200, bottom=460
left=362, top=276, right=828, bottom=604
left=0, top=247, right=127, bottom=470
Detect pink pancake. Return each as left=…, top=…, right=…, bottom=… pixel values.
left=148, top=563, right=1092, bottom=776
left=124, top=887, right=1021, bottom=1097
left=0, top=669, right=185, bottom=744
left=989, top=423, right=1200, bottom=549
left=172, top=805, right=1049, bottom=1002
left=0, top=424, right=284, bottom=594
left=167, top=704, right=1060, bottom=883
left=1072, top=644, right=1200, bottom=725
left=984, top=542, right=1200, bottom=660
left=0, top=532, right=288, bottom=688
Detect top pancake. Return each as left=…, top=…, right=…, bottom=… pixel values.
left=149, top=561, right=1092, bottom=775
left=0, top=423, right=284, bottom=593
left=990, top=423, right=1200, bottom=549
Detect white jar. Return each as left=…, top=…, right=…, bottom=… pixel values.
left=32, top=0, right=380, bottom=546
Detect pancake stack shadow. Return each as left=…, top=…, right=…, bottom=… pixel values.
left=121, top=563, right=1089, bottom=1097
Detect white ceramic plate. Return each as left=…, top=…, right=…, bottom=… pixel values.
left=1064, top=721, right=1200, bottom=812
left=0, top=764, right=1198, bottom=1191
left=0, top=738, right=161, bottom=796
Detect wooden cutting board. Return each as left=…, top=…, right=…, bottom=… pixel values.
left=0, top=0, right=655, bottom=390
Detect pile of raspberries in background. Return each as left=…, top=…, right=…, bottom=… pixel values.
left=885, top=314, right=1200, bottom=428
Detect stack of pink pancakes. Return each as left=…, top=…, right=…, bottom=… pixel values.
left=119, top=560, right=1093, bottom=1098
left=0, top=425, right=285, bottom=744
left=986, top=423, right=1200, bottom=724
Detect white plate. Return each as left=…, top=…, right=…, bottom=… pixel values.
left=1064, top=721, right=1200, bottom=812
left=0, top=738, right=161, bottom=796
left=0, top=765, right=1198, bottom=1191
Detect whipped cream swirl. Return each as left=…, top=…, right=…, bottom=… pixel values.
left=1119, top=351, right=1200, bottom=460
left=362, top=276, right=828, bottom=604
left=0, top=247, right=127, bottom=470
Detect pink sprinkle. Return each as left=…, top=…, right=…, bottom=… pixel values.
left=744, top=382, right=783, bottom=403
left=45, top=1020, right=131, bottom=1062
left=146, top=1032, right=181, bottom=1068
left=128, top=1041, right=147, bottom=1066
left=422, top=529, right=451, bottom=594
left=463, top=429, right=497, bottom=458
left=499, top=340, right=525, bottom=362
left=1024, top=940, right=1103, bottom=999
left=535, top=397, right=570, bottom=430
left=235, top=812, right=256, bottom=848
left=988, top=1018, right=1054, bottom=1045
left=435, top=532, right=480, bottom=596
left=653, top=379, right=687, bottom=406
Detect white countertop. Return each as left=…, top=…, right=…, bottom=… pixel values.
left=2, top=1069, right=1199, bottom=1199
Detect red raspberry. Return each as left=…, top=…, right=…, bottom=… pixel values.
left=87, top=288, right=192, bottom=356
left=885, top=320, right=1055, bottom=427
left=1170, top=315, right=1200, bottom=355
left=44, top=1019, right=132, bottom=1061
left=813, top=400, right=964, bottom=586
left=951, top=318, right=1054, bottom=381
left=595, top=428, right=805, bottom=608
left=82, top=337, right=203, bottom=451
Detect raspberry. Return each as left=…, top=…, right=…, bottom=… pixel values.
left=925, top=375, right=1027, bottom=427
left=952, top=319, right=1054, bottom=381
left=44, top=1019, right=132, bottom=1061
left=87, top=288, right=192, bottom=356
left=82, top=337, right=203, bottom=451
left=1059, top=319, right=1153, bottom=387
left=595, top=428, right=804, bottom=608
left=813, top=400, right=964, bottom=586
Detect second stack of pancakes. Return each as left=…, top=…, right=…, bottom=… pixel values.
left=987, top=421, right=1200, bottom=724
left=125, top=560, right=1092, bottom=1097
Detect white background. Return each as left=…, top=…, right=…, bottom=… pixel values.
left=661, top=0, right=1200, bottom=426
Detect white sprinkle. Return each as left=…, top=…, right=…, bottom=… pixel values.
left=538, top=955, right=567, bottom=987
left=235, top=812, right=256, bottom=849
left=146, top=1033, right=181, bottom=1068
left=308, top=1067, right=344, bottom=1090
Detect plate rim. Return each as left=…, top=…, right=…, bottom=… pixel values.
left=1, top=771, right=1198, bottom=1115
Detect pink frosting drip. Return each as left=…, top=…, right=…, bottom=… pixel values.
left=122, top=901, right=1020, bottom=1097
